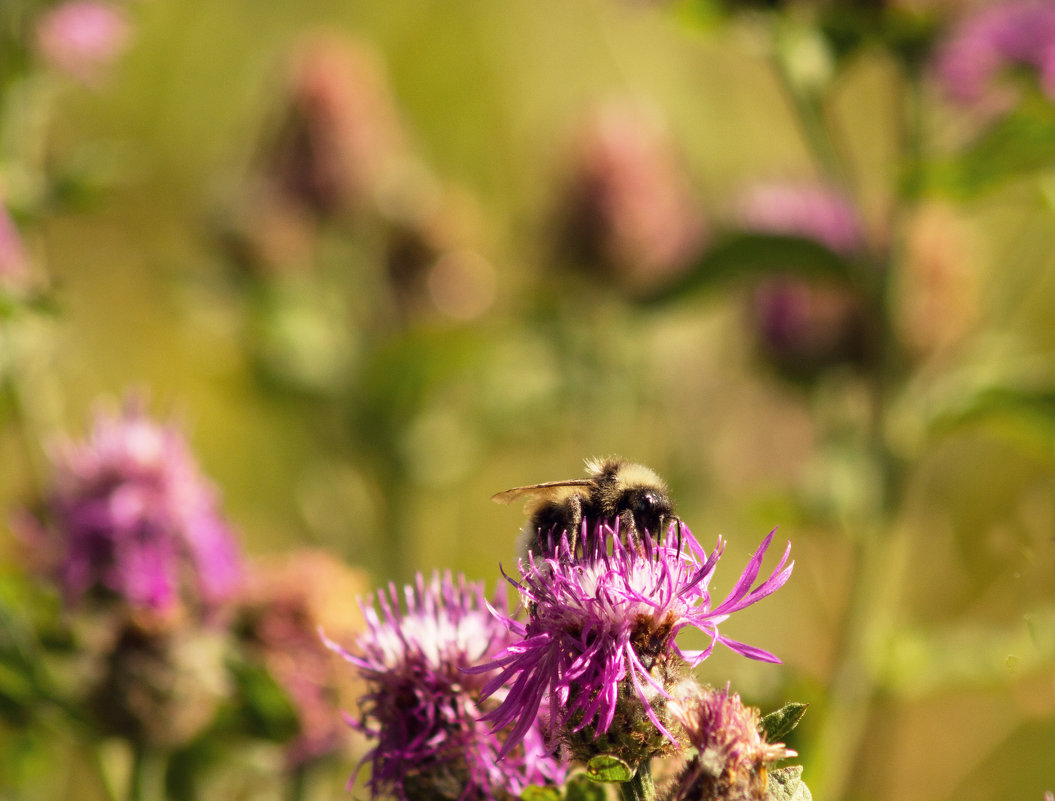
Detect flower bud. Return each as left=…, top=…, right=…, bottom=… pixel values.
left=553, top=102, right=706, bottom=295
left=667, top=685, right=794, bottom=801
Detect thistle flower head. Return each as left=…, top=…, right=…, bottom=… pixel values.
left=734, top=182, right=872, bottom=375
left=478, top=522, right=792, bottom=767
left=555, top=101, right=706, bottom=292
left=736, top=182, right=863, bottom=256
left=31, top=396, right=242, bottom=616
left=35, top=1, right=129, bottom=86
left=750, top=278, right=872, bottom=376
left=934, top=1, right=1055, bottom=108
left=266, top=35, right=405, bottom=218
left=323, top=571, right=565, bottom=801
left=667, top=685, right=794, bottom=801
left=235, top=550, right=368, bottom=767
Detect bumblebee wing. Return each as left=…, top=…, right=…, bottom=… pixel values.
left=491, top=479, right=593, bottom=510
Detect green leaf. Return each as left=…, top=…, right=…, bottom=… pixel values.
left=226, top=656, right=299, bottom=742
left=565, top=774, right=608, bottom=801
left=927, top=386, right=1055, bottom=433
left=585, top=754, right=635, bottom=783
left=760, top=702, right=809, bottom=743
left=934, top=94, right=1055, bottom=197
left=520, top=786, right=563, bottom=801
left=646, top=233, right=856, bottom=304
left=767, top=765, right=812, bottom=801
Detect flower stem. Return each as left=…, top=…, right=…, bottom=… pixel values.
left=619, top=761, right=656, bottom=801
left=286, top=762, right=309, bottom=801
left=127, top=744, right=167, bottom=801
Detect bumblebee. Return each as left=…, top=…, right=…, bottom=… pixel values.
left=492, top=457, right=675, bottom=556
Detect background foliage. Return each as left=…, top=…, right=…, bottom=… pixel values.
left=1, top=0, right=1054, bottom=799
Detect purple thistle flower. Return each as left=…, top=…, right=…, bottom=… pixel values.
left=29, top=396, right=242, bottom=615
left=667, top=684, right=794, bottom=801
left=476, top=522, right=792, bottom=766
left=322, top=571, right=565, bottom=801
left=933, top=1, right=1055, bottom=108
left=35, top=1, right=130, bottom=87
left=555, top=101, right=707, bottom=294
left=736, top=182, right=863, bottom=257
left=735, top=182, right=873, bottom=376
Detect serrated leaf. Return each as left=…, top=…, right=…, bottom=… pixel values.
left=565, top=775, right=607, bottom=801
left=585, top=754, right=635, bottom=783
left=646, top=232, right=856, bottom=304
left=520, top=786, right=562, bottom=801
left=760, top=702, right=809, bottom=743
left=767, top=765, right=812, bottom=801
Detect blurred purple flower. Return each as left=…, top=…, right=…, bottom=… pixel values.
left=736, top=182, right=872, bottom=375
left=236, top=550, right=368, bottom=768
left=477, top=522, right=792, bottom=762
left=736, top=182, right=863, bottom=257
left=751, top=278, right=872, bottom=375
left=667, top=685, right=793, bottom=801
left=35, top=1, right=130, bottom=86
left=933, top=1, right=1055, bottom=107
left=322, top=571, right=565, bottom=801
left=555, top=102, right=706, bottom=293
left=266, top=35, right=406, bottom=218
left=34, top=397, right=242, bottom=615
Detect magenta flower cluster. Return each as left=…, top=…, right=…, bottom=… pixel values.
left=736, top=182, right=863, bottom=257
left=35, top=398, right=242, bottom=613
left=934, top=1, right=1055, bottom=107
left=476, top=522, right=792, bottom=758
left=323, top=571, right=566, bottom=801
left=35, top=1, right=129, bottom=86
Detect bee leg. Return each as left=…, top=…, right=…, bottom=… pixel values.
left=567, top=495, right=583, bottom=557
left=619, top=509, right=640, bottom=552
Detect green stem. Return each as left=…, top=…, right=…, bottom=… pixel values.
left=127, top=744, right=167, bottom=801
left=90, top=743, right=121, bottom=801
left=286, top=762, right=309, bottom=801
left=768, top=50, right=849, bottom=192
left=619, top=761, right=656, bottom=801
left=0, top=319, right=46, bottom=495
left=766, top=31, right=928, bottom=801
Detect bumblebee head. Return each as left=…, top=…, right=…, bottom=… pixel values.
left=623, top=485, right=674, bottom=537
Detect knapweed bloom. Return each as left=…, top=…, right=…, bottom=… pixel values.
left=736, top=182, right=863, bottom=258
left=477, top=522, right=792, bottom=768
left=667, top=685, right=794, bottom=801
left=736, top=182, right=872, bottom=375
left=933, top=1, right=1055, bottom=108
left=322, top=571, right=565, bottom=801
left=237, top=548, right=369, bottom=768
left=265, top=35, right=405, bottom=219
left=554, top=101, right=706, bottom=294
left=28, top=396, right=242, bottom=615
left=235, top=550, right=368, bottom=767
left=35, top=1, right=129, bottom=86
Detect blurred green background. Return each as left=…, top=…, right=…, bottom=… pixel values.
left=2, top=0, right=1054, bottom=799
